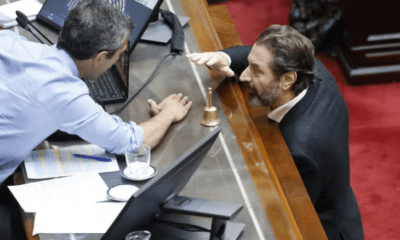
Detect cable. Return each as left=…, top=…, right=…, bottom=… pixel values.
left=109, top=52, right=179, bottom=115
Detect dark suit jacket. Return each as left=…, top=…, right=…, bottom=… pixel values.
left=223, top=46, right=364, bottom=240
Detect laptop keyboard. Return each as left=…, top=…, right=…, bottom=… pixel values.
left=85, top=71, right=123, bottom=103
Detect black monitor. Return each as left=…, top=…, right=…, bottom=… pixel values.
left=101, top=127, right=226, bottom=240
left=36, top=0, right=164, bottom=54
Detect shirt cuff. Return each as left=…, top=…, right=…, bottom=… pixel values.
left=218, top=51, right=232, bottom=66
left=120, top=121, right=145, bottom=155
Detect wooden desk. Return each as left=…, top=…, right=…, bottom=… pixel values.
left=7, top=0, right=326, bottom=239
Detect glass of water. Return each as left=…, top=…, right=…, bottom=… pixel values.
left=125, top=230, right=151, bottom=240
left=125, top=145, right=151, bottom=178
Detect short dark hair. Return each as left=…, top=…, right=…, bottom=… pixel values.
left=57, top=0, right=134, bottom=60
left=256, top=25, right=316, bottom=95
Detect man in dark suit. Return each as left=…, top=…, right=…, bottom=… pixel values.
left=186, top=24, right=364, bottom=240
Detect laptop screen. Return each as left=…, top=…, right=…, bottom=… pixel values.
left=37, top=0, right=163, bottom=54
left=114, top=47, right=130, bottom=92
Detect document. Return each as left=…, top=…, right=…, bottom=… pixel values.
left=24, top=144, right=120, bottom=179
left=0, top=0, right=42, bottom=28
left=33, top=202, right=126, bottom=235
left=8, top=173, right=109, bottom=213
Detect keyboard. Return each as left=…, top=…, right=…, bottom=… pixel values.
left=84, top=71, right=124, bottom=104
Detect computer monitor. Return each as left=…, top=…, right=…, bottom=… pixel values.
left=36, top=0, right=164, bottom=54
left=101, top=127, right=222, bottom=240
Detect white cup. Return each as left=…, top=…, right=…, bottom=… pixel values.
left=125, top=230, right=151, bottom=240
left=125, top=145, right=151, bottom=177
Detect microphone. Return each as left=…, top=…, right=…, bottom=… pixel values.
left=16, top=16, right=44, bottom=44
left=16, top=10, right=54, bottom=45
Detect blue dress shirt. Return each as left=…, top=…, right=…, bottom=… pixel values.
left=0, top=30, right=143, bottom=185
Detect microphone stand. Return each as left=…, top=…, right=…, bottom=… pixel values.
left=16, top=10, right=53, bottom=45
left=16, top=16, right=44, bottom=44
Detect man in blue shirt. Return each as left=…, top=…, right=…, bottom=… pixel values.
left=0, top=0, right=191, bottom=238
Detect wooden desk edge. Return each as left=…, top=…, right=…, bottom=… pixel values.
left=181, top=0, right=328, bottom=239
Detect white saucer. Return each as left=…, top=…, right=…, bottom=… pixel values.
left=121, top=166, right=157, bottom=181
left=107, top=184, right=139, bottom=202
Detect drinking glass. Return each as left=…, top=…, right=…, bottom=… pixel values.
left=125, top=145, right=151, bottom=178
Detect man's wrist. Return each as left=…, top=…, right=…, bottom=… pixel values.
left=157, top=109, right=175, bottom=124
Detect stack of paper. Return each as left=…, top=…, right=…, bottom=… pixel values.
left=33, top=202, right=126, bottom=235
left=9, top=173, right=126, bottom=235
left=8, top=173, right=109, bottom=213
left=0, top=0, right=43, bottom=28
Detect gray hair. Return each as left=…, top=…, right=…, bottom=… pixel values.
left=57, top=0, right=134, bottom=60
left=256, top=25, right=316, bottom=95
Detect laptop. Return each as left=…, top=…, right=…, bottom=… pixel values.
left=83, top=49, right=129, bottom=104
left=36, top=0, right=164, bottom=104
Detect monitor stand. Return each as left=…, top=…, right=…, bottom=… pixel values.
left=152, top=196, right=245, bottom=240
left=140, top=9, right=190, bottom=44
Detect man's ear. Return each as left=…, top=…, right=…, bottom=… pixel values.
left=93, top=51, right=109, bottom=67
left=281, top=71, right=297, bottom=91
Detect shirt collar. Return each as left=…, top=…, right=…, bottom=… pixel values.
left=51, top=45, right=80, bottom=78
left=267, top=88, right=308, bottom=123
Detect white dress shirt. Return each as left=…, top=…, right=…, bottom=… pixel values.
left=221, top=51, right=308, bottom=123
left=267, top=89, right=308, bottom=123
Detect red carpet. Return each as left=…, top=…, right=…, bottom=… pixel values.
left=218, top=0, right=400, bottom=239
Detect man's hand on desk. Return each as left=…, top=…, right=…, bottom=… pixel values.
left=149, top=93, right=192, bottom=123
left=186, top=52, right=235, bottom=77
left=140, top=94, right=192, bottom=148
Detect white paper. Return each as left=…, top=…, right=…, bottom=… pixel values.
left=8, top=173, right=109, bottom=213
left=0, top=0, right=43, bottom=28
left=33, top=202, right=126, bottom=235
left=24, top=144, right=120, bottom=179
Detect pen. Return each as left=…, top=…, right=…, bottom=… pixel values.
left=73, top=154, right=112, bottom=162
